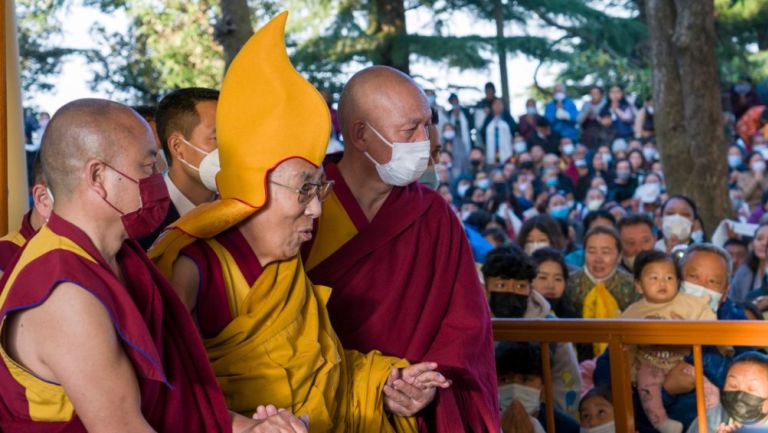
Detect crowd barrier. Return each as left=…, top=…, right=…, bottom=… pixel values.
left=492, top=319, right=768, bottom=433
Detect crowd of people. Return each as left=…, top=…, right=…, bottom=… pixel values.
left=6, top=8, right=768, bottom=433
left=419, top=67, right=768, bottom=430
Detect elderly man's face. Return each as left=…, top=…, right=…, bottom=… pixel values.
left=682, top=250, right=729, bottom=295
left=246, top=158, right=325, bottom=263
left=364, top=86, right=431, bottom=166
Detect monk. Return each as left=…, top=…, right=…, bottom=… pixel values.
left=150, top=12, right=449, bottom=433
left=0, top=154, right=52, bottom=275
left=0, top=99, right=308, bottom=432
left=303, top=66, right=500, bottom=432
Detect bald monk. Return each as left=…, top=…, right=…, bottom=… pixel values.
left=0, top=99, right=308, bottom=432
left=0, top=154, right=52, bottom=275
left=304, top=66, right=500, bottom=432
left=151, top=12, right=449, bottom=433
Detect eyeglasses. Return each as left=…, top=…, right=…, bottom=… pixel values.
left=270, top=179, right=335, bottom=205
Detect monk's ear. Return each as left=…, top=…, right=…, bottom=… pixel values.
left=85, top=159, right=109, bottom=199
left=31, top=184, right=53, bottom=220
left=347, top=120, right=370, bottom=153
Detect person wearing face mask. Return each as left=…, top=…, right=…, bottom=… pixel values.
left=737, top=152, right=768, bottom=208
left=497, top=343, right=581, bottom=433
left=483, top=246, right=581, bottom=418
left=578, top=86, right=607, bottom=148
left=545, top=83, right=580, bottom=141
left=480, top=98, right=517, bottom=164
left=301, top=65, right=499, bottom=430
left=517, top=215, right=566, bottom=256
left=529, top=116, right=564, bottom=156
left=139, top=87, right=220, bottom=250
left=152, top=15, right=454, bottom=431
left=579, top=387, right=616, bottom=433
left=656, top=195, right=700, bottom=255
left=519, top=98, right=544, bottom=141
left=0, top=100, right=259, bottom=432
left=610, top=158, right=638, bottom=207
left=0, top=154, right=53, bottom=277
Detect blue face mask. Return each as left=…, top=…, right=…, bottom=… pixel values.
left=476, top=179, right=490, bottom=190
left=545, top=177, right=558, bottom=188
left=550, top=205, right=570, bottom=220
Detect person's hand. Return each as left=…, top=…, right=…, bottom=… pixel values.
left=501, top=400, right=534, bottom=433
left=717, top=422, right=741, bottom=433
left=755, top=295, right=768, bottom=311
left=663, top=362, right=696, bottom=395
left=243, top=406, right=307, bottom=433
left=383, top=362, right=451, bottom=416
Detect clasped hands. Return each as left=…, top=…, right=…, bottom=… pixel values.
left=383, top=362, right=452, bottom=416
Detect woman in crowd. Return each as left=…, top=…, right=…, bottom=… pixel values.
left=565, top=210, right=617, bottom=268
left=607, top=85, right=635, bottom=139
left=531, top=247, right=579, bottom=318
left=737, top=151, right=768, bottom=208
left=731, top=222, right=768, bottom=303
left=656, top=195, right=699, bottom=255
left=517, top=214, right=567, bottom=256
left=627, top=148, right=648, bottom=184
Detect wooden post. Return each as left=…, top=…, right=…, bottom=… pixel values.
left=540, top=342, right=556, bottom=433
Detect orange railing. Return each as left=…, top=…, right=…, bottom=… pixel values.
left=493, top=319, right=768, bottom=433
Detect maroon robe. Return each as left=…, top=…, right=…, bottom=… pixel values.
left=306, top=161, right=500, bottom=433
left=0, top=213, right=232, bottom=432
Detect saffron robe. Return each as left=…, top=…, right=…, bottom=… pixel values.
left=151, top=227, right=418, bottom=433
left=304, top=160, right=500, bottom=433
left=0, top=210, right=36, bottom=273
left=0, top=214, right=231, bottom=432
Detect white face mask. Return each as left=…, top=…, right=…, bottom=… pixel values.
left=562, top=143, right=575, bottom=156
left=554, top=92, right=566, bottom=102
left=691, top=229, right=704, bottom=243
left=365, top=123, right=430, bottom=186
left=525, top=241, right=550, bottom=255
left=587, top=199, right=604, bottom=211
left=457, top=183, right=470, bottom=198
left=581, top=421, right=616, bottom=433
left=514, top=141, right=528, bottom=154
left=752, top=160, right=767, bottom=173
left=443, top=130, right=456, bottom=140
left=680, top=280, right=722, bottom=312
left=662, top=214, right=693, bottom=241
left=499, top=383, right=541, bottom=415
left=179, top=138, right=219, bottom=192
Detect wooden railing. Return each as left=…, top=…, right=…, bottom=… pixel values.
left=493, top=319, right=768, bottom=433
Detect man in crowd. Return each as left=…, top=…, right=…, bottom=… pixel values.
left=545, top=83, right=579, bottom=142
left=151, top=13, right=448, bottom=431
left=0, top=155, right=52, bottom=275
left=303, top=65, right=499, bottom=432
left=617, top=214, right=657, bottom=273
left=0, top=98, right=306, bottom=432
left=140, top=87, right=220, bottom=249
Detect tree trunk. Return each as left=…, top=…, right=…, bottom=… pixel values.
left=493, top=0, right=510, bottom=111
left=216, top=0, right=254, bottom=71
left=646, top=0, right=731, bottom=235
left=371, top=0, right=409, bottom=74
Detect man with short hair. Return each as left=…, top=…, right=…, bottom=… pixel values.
left=617, top=214, right=657, bottom=273
left=304, top=65, right=499, bottom=432
left=0, top=99, right=297, bottom=432
left=0, top=154, right=52, bottom=275
left=140, top=87, right=220, bottom=249
left=151, top=14, right=447, bottom=431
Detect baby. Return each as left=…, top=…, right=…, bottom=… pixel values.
left=620, top=250, right=719, bottom=433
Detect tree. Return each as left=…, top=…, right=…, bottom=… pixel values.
left=646, top=0, right=731, bottom=234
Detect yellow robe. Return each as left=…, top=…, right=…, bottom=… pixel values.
left=151, top=231, right=418, bottom=433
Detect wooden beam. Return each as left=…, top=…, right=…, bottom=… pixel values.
left=0, top=0, right=8, bottom=235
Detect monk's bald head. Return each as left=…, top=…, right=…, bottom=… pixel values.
left=41, top=99, right=152, bottom=199
left=338, top=66, right=429, bottom=138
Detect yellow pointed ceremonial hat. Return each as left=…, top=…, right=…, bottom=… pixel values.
left=164, top=11, right=330, bottom=239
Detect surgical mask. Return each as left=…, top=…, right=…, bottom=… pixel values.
left=550, top=205, right=570, bottom=220
left=623, top=255, right=636, bottom=272
left=457, top=184, right=471, bottom=198
left=662, top=214, right=693, bottom=241
left=489, top=292, right=528, bottom=318
left=647, top=106, right=655, bottom=115
left=499, top=383, right=541, bottom=415
left=178, top=138, right=219, bottom=192
left=418, top=164, right=440, bottom=190
left=752, top=160, right=767, bottom=173
left=514, top=141, right=528, bottom=154
left=562, top=143, right=575, bottom=156
left=691, top=229, right=704, bottom=243
left=581, top=421, right=616, bottom=433
left=545, top=177, right=558, bottom=188
left=587, top=199, right=604, bottom=211
left=601, top=153, right=613, bottom=164
left=598, top=185, right=608, bottom=195
left=721, top=390, right=768, bottom=423
left=554, top=92, right=566, bottom=102
left=728, top=154, right=743, bottom=169
left=100, top=164, right=170, bottom=240
left=642, top=148, right=657, bottom=162
left=365, top=123, right=430, bottom=186
left=525, top=241, right=549, bottom=255
left=443, top=130, right=456, bottom=140
left=616, top=170, right=630, bottom=180
left=527, top=107, right=537, bottom=115
left=476, top=179, right=490, bottom=190
left=680, top=281, right=723, bottom=312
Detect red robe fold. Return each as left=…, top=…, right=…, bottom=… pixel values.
left=0, top=213, right=231, bottom=432
left=305, top=161, right=500, bottom=433
left=0, top=210, right=37, bottom=273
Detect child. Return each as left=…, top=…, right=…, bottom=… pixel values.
left=579, top=387, right=615, bottom=433
left=620, top=250, right=719, bottom=433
